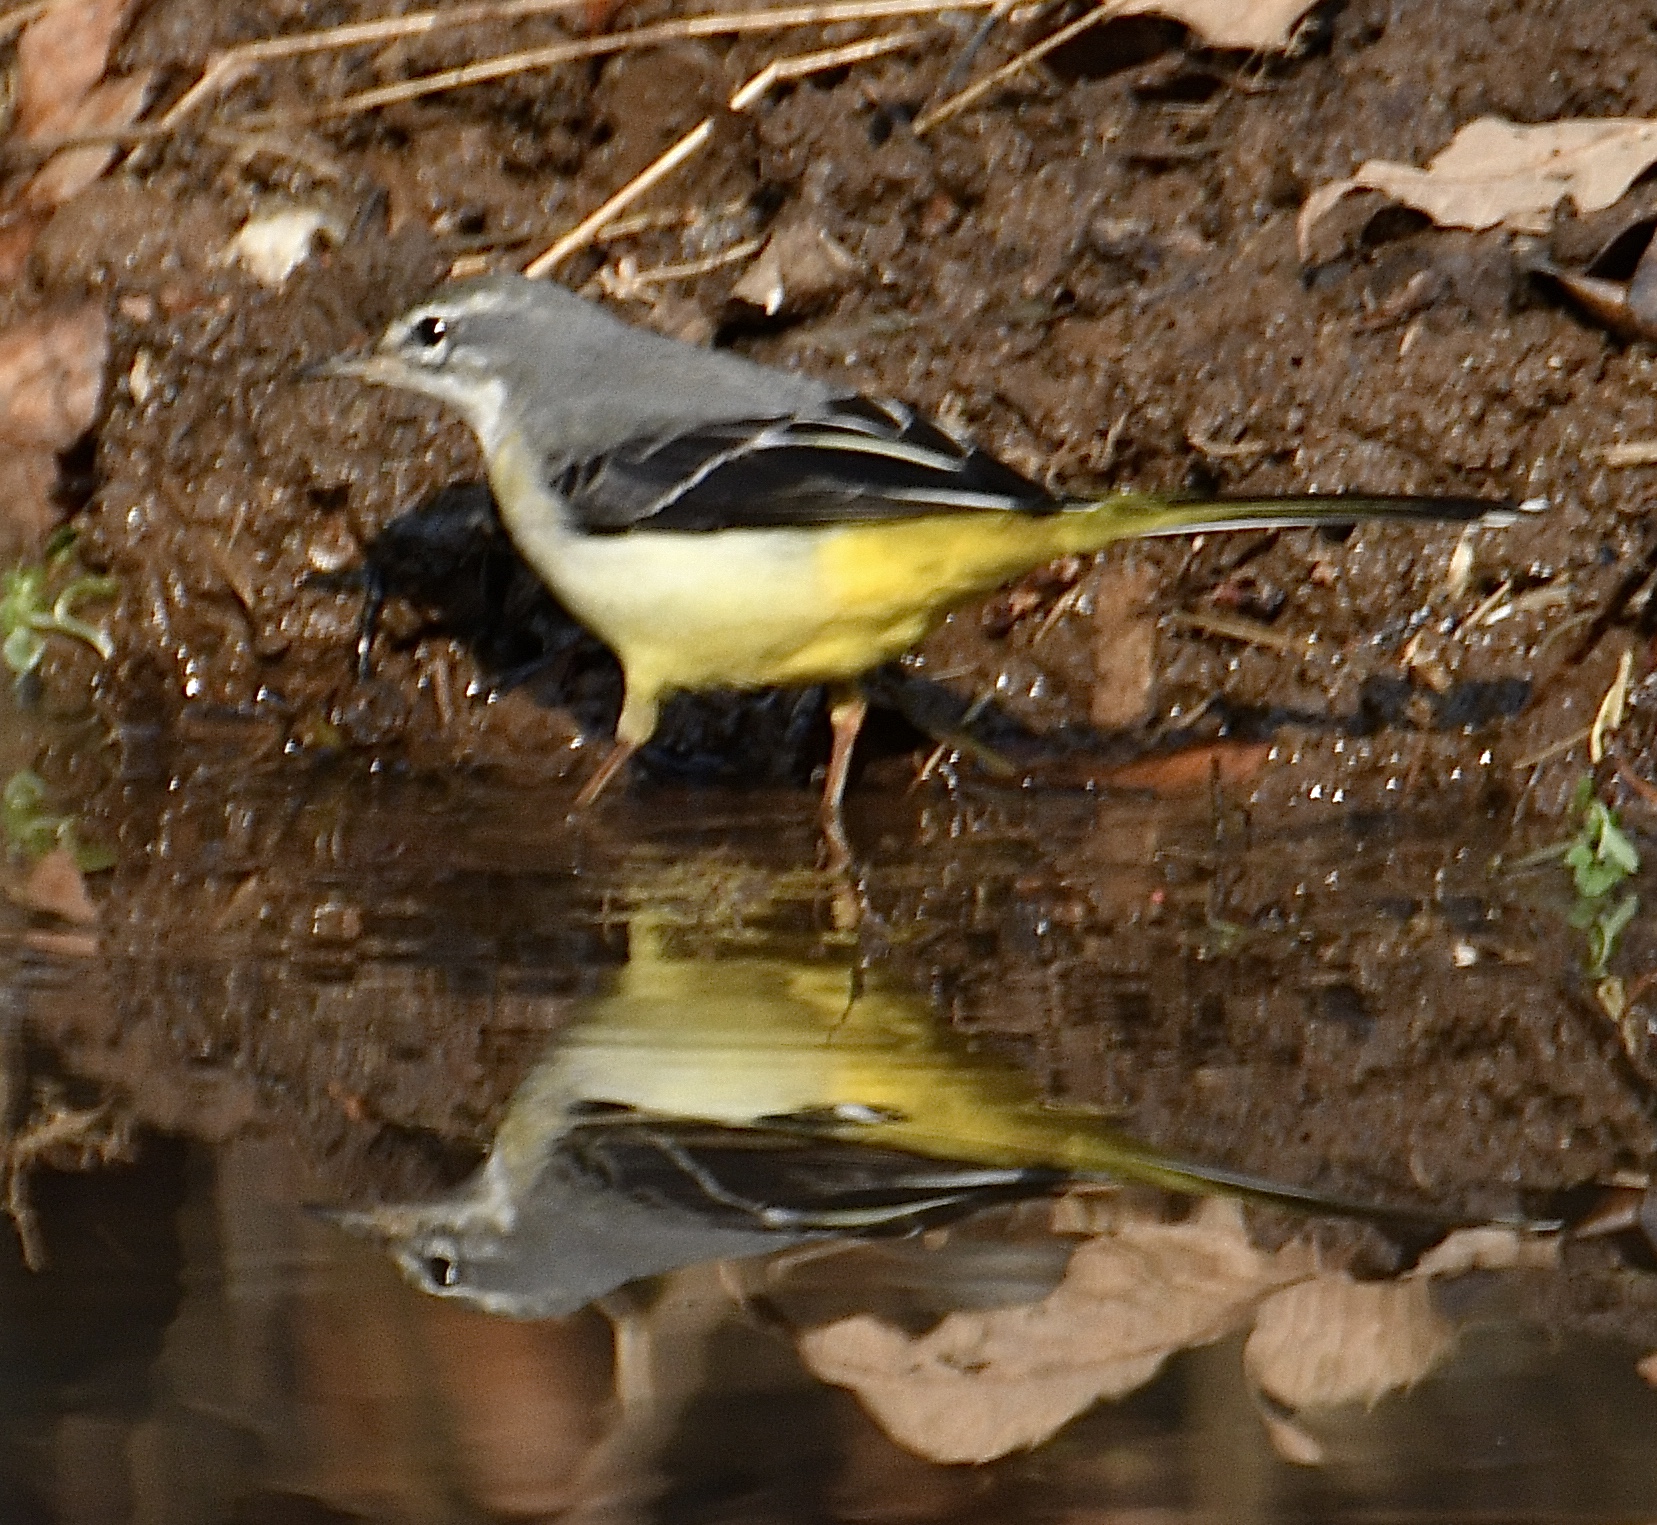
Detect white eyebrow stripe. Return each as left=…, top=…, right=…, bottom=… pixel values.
left=448, top=288, right=513, bottom=316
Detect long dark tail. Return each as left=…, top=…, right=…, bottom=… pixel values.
left=1054, top=491, right=1541, bottom=552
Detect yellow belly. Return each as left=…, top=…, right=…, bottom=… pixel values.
left=584, top=514, right=1066, bottom=687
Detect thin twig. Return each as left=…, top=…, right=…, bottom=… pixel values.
left=525, top=29, right=917, bottom=276
left=525, top=121, right=715, bottom=276
left=156, top=0, right=592, bottom=131
left=255, top=0, right=990, bottom=127
left=1460, top=576, right=1513, bottom=631
left=913, top=0, right=1130, bottom=136
left=603, top=236, right=766, bottom=291
left=729, top=27, right=916, bottom=107
left=1166, top=608, right=1307, bottom=654
left=1511, top=727, right=1592, bottom=770
left=591, top=205, right=709, bottom=242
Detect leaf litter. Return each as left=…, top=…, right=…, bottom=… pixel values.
left=1300, top=116, right=1657, bottom=261
left=0, top=308, right=109, bottom=556
left=13, top=0, right=151, bottom=212
left=795, top=1198, right=1538, bottom=1464
left=797, top=1199, right=1306, bottom=1465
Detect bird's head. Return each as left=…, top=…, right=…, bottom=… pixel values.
left=315, top=275, right=591, bottom=453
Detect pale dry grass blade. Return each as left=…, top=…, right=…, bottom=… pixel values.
left=155, top=0, right=592, bottom=131
left=267, top=0, right=993, bottom=126
left=525, top=120, right=716, bottom=277
left=525, top=28, right=919, bottom=276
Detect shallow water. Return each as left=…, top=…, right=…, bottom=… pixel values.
left=5, top=700, right=1657, bottom=1522
left=7, top=1133, right=1657, bottom=1524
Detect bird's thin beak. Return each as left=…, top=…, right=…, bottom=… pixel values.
left=308, top=1201, right=406, bottom=1241
left=299, top=351, right=395, bottom=383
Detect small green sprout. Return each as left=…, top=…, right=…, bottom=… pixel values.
left=3, top=770, right=115, bottom=871
left=2, top=529, right=117, bottom=678
left=1564, top=781, right=1640, bottom=899
left=1572, top=890, right=1640, bottom=978
left=1562, top=778, right=1642, bottom=975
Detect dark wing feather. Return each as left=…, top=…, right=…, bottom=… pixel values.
left=564, top=1117, right=1063, bottom=1234
left=548, top=396, right=1058, bottom=534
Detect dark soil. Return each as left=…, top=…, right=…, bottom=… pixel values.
left=9, top=0, right=1657, bottom=1350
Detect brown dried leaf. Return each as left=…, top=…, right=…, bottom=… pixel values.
left=0, top=305, right=109, bottom=450
left=798, top=1200, right=1309, bottom=1464
left=18, top=848, right=97, bottom=925
left=15, top=0, right=138, bottom=140
left=23, top=71, right=155, bottom=212
left=731, top=222, right=860, bottom=318
left=1143, top=0, right=1316, bottom=50
left=1098, top=740, right=1272, bottom=795
left=1299, top=117, right=1657, bottom=261
left=1244, top=1274, right=1455, bottom=1412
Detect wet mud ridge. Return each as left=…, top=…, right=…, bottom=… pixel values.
left=7, top=0, right=1657, bottom=1429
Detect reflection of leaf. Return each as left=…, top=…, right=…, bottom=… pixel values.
left=3, top=769, right=113, bottom=870
left=797, top=1200, right=1311, bottom=1464
left=1409, top=1225, right=1559, bottom=1279
left=1244, top=1274, right=1455, bottom=1411
left=799, top=1195, right=1552, bottom=1464
left=2, top=544, right=118, bottom=676
left=1098, top=740, right=1272, bottom=795
left=1299, top=117, right=1657, bottom=260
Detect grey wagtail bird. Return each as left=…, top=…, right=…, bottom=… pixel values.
left=331, top=911, right=1551, bottom=1319
left=323, top=275, right=1525, bottom=860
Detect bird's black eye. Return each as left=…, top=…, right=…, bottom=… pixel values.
left=411, top=315, right=448, bottom=348
left=424, top=1253, right=459, bottom=1287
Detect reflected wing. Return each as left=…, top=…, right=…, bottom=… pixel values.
left=565, top=1116, right=1065, bottom=1233
left=548, top=396, right=1057, bottom=534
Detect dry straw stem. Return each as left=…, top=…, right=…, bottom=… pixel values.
left=155, top=0, right=592, bottom=131
left=524, top=28, right=917, bottom=276
left=525, top=121, right=715, bottom=277
left=913, top=0, right=1132, bottom=135
left=612, top=236, right=768, bottom=288
left=22, top=0, right=591, bottom=154
left=268, top=0, right=993, bottom=126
